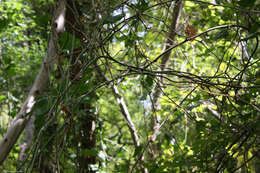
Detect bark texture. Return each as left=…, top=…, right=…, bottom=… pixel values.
left=0, top=0, right=66, bottom=165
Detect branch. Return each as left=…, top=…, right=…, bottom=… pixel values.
left=112, top=85, right=140, bottom=146
left=95, top=65, right=140, bottom=146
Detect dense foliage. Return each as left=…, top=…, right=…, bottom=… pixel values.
left=0, top=0, right=260, bottom=172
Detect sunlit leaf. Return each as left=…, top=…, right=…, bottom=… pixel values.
left=0, top=95, right=6, bottom=102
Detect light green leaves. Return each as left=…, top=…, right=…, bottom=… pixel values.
left=0, top=95, right=6, bottom=102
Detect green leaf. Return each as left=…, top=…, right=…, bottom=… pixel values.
left=144, top=75, right=154, bottom=87
left=34, top=113, right=46, bottom=128
left=133, top=145, right=143, bottom=157
left=6, top=66, right=16, bottom=77
left=196, top=120, right=206, bottom=132
left=34, top=14, right=51, bottom=27
left=0, top=95, right=6, bottom=102
left=33, top=97, right=49, bottom=116
left=141, top=75, right=154, bottom=90
left=140, top=0, right=149, bottom=11
left=238, top=0, right=256, bottom=8
left=202, top=47, right=214, bottom=56
left=79, top=96, right=92, bottom=104
left=117, top=35, right=128, bottom=41
left=80, top=149, right=98, bottom=157
left=2, top=57, right=12, bottom=65
left=140, top=75, right=154, bottom=100
left=0, top=18, right=10, bottom=32
left=59, top=32, right=82, bottom=50
left=104, top=14, right=124, bottom=24
left=125, top=38, right=135, bottom=47
left=249, top=23, right=260, bottom=33
left=71, top=78, right=94, bottom=96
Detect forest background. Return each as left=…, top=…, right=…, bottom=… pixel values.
left=0, top=0, right=260, bottom=172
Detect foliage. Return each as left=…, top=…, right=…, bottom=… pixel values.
left=0, top=0, right=260, bottom=172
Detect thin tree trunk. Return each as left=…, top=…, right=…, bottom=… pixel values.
left=0, top=0, right=66, bottom=165
left=150, top=0, right=183, bottom=156
left=112, top=85, right=140, bottom=146
left=95, top=66, right=140, bottom=147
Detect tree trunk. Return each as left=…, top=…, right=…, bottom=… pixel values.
left=0, top=0, right=66, bottom=165
left=150, top=0, right=183, bottom=158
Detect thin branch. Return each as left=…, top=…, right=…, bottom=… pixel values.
left=95, top=64, right=140, bottom=147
